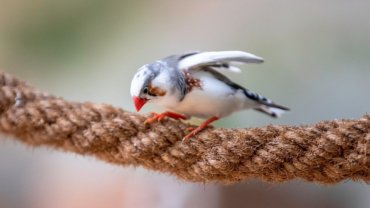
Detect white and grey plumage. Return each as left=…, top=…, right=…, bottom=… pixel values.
left=130, top=51, right=289, bottom=139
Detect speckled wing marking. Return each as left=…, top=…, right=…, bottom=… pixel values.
left=183, top=71, right=202, bottom=92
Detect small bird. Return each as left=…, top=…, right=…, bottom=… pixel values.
left=130, top=51, right=289, bottom=140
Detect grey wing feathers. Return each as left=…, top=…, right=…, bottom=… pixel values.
left=177, top=51, right=264, bottom=71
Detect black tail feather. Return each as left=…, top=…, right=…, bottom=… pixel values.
left=254, top=105, right=289, bottom=118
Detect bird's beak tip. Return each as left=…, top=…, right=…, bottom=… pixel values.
left=133, top=96, right=147, bottom=112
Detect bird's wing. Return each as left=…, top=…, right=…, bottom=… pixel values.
left=202, top=67, right=290, bottom=112
left=177, top=51, right=264, bottom=72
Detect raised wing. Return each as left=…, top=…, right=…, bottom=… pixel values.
left=178, top=51, right=264, bottom=72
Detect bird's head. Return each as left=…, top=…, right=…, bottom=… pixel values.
left=130, top=63, right=168, bottom=112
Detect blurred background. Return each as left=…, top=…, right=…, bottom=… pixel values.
left=0, top=0, right=370, bottom=208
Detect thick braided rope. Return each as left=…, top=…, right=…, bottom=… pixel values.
left=0, top=71, right=369, bottom=184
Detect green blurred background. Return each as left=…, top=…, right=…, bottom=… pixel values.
left=0, top=1, right=369, bottom=208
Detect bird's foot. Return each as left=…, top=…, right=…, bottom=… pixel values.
left=185, top=125, right=214, bottom=133
left=144, top=111, right=188, bottom=124
left=185, top=126, right=196, bottom=132
left=183, top=117, right=219, bottom=140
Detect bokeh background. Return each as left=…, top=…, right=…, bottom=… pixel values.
left=1, top=0, right=370, bottom=208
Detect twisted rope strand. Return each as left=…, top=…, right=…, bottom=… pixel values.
left=0, top=71, right=369, bottom=184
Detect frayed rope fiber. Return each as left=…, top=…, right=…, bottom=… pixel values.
left=0, top=71, right=369, bottom=184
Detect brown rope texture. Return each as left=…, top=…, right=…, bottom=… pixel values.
left=0, top=71, right=369, bottom=184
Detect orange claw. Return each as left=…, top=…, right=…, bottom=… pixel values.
left=144, top=112, right=160, bottom=124
left=144, top=111, right=188, bottom=124
left=183, top=116, right=219, bottom=140
left=185, top=126, right=196, bottom=132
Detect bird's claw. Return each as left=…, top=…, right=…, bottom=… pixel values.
left=144, top=112, right=188, bottom=124
left=144, top=112, right=164, bottom=124
left=182, top=116, right=219, bottom=140
left=183, top=131, right=197, bottom=141
left=185, top=126, right=196, bottom=132
left=183, top=126, right=207, bottom=140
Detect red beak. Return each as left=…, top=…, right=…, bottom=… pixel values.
left=133, top=96, right=147, bottom=112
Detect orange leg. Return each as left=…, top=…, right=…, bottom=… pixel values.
left=183, top=117, right=219, bottom=140
left=144, top=111, right=188, bottom=124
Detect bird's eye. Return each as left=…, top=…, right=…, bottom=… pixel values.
left=143, top=87, right=149, bottom=94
